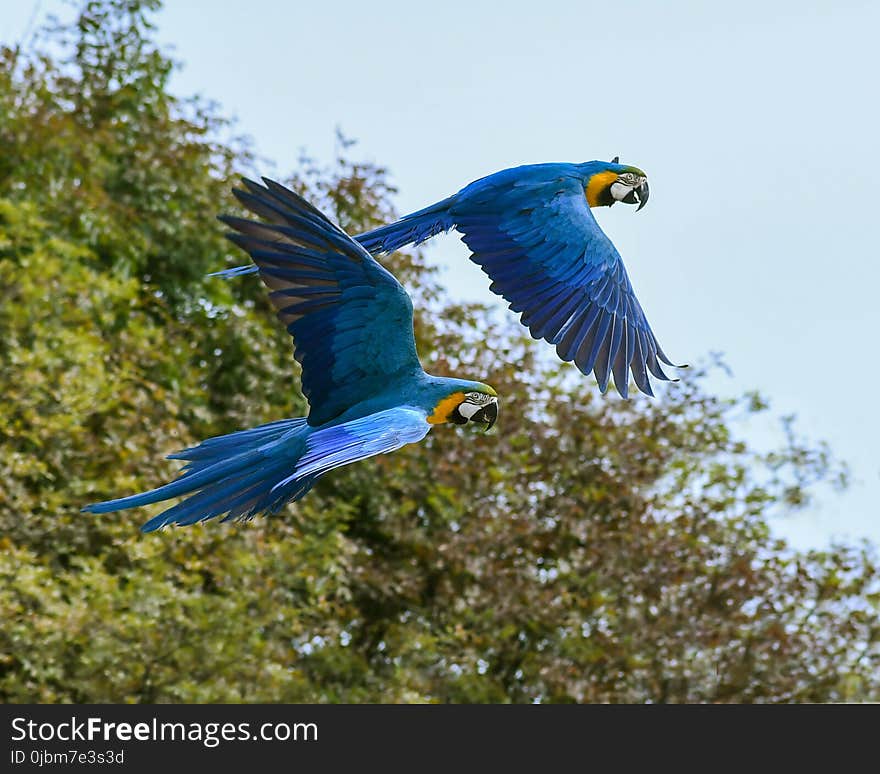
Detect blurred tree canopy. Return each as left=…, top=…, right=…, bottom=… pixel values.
left=1, top=0, right=878, bottom=703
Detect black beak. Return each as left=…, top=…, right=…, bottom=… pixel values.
left=635, top=179, right=649, bottom=211
left=472, top=401, right=498, bottom=432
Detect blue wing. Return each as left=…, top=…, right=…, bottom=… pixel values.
left=273, top=407, right=431, bottom=489
left=221, top=179, right=421, bottom=426
left=451, top=172, right=676, bottom=397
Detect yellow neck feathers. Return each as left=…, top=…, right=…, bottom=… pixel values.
left=585, top=171, right=618, bottom=208
left=427, top=392, right=465, bottom=425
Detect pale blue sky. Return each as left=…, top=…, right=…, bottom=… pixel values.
left=6, top=1, right=879, bottom=548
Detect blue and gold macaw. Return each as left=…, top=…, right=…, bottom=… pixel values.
left=83, top=180, right=499, bottom=531
left=221, top=158, right=678, bottom=397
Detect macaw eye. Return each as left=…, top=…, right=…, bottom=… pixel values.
left=620, top=172, right=638, bottom=185
left=464, top=391, right=493, bottom=404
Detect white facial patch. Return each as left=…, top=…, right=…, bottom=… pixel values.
left=610, top=181, right=634, bottom=202
left=457, top=396, right=497, bottom=420
left=457, top=401, right=484, bottom=420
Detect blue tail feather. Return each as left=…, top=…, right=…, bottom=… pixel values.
left=356, top=196, right=456, bottom=255
left=208, top=264, right=260, bottom=279
left=210, top=196, right=457, bottom=279
left=82, top=410, right=423, bottom=532
left=82, top=417, right=315, bottom=532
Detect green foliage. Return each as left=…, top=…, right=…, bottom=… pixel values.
left=1, top=0, right=878, bottom=703
left=0, top=0, right=251, bottom=309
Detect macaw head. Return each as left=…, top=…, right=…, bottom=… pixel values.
left=428, top=383, right=499, bottom=432
left=584, top=156, right=650, bottom=211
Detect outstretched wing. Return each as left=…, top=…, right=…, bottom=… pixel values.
left=221, top=179, right=421, bottom=426
left=453, top=174, right=677, bottom=397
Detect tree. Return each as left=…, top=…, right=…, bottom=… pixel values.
left=1, top=0, right=877, bottom=703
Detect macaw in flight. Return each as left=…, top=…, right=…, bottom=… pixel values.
left=217, top=157, right=681, bottom=398
left=83, top=180, right=499, bottom=532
